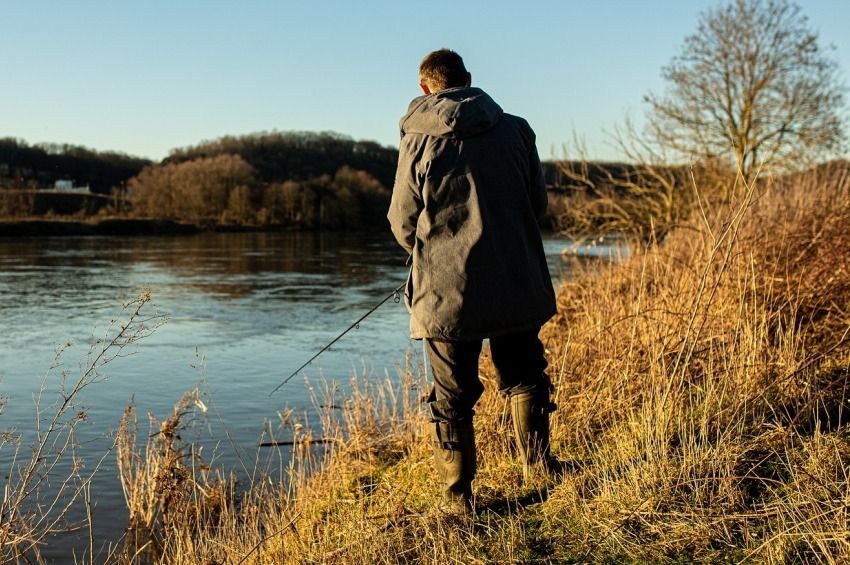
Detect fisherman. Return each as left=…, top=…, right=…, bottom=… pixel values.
left=388, top=49, right=559, bottom=515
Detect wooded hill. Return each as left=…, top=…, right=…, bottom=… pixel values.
left=0, top=138, right=152, bottom=194
left=165, top=131, right=398, bottom=189
left=126, top=132, right=399, bottom=229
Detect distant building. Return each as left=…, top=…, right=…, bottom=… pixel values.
left=53, top=180, right=91, bottom=193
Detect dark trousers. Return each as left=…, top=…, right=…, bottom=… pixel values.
left=425, top=327, right=550, bottom=423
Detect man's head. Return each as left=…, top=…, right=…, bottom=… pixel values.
left=418, top=49, right=471, bottom=95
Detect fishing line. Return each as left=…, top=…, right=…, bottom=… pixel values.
left=268, top=282, right=406, bottom=396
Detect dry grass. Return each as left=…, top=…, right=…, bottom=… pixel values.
left=109, top=161, right=850, bottom=563
left=538, top=161, right=850, bottom=562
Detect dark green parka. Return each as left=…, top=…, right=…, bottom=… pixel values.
left=388, top=86, right=556, bottom=340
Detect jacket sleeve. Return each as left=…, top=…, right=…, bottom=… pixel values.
left=388, top=135, right=423, bottom=255
left=528, top=140, right=548, bottom=221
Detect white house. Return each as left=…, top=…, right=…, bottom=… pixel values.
left=53, top=180, right=91, bottom=193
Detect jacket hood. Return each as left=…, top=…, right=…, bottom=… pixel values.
left=400, top=87, right=503, bottom=139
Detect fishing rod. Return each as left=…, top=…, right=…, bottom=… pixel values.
left=268, top=282, right=406, bottom=396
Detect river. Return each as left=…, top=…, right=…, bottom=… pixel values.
left=0, top=231, right=619, bottom=561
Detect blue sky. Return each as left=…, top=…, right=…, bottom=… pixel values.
left=2, top=1, right=848, bottom=161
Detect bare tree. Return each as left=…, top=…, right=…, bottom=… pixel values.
left=645, top=0, right=846, bottom=180
left=129, top=154, right=255, bottom=221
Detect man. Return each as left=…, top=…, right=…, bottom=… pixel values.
left=388, top=49, right=558, bottom=514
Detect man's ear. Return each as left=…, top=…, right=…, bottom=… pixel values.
left=419, top=83, right=431, bottom=95
left=465, top=73, right=472, bottom=87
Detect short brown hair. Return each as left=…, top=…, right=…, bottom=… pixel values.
left=418, top=49, right=469, bottom=92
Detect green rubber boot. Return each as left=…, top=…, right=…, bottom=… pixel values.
left=430, top=419, right=476, bottom=516
left=510, top=391, right=559, bottom=481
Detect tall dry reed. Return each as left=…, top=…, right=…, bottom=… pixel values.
left=1, top=293, right=164, bottom=564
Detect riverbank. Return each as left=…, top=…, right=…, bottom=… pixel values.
left=0, top=217, right=204, bottom=236
left=0, top=217, right=352, bottom=237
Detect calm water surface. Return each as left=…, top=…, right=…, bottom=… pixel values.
left=0, top=231, right=609, bottom=560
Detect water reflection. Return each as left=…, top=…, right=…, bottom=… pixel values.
left=0, top=232, right=409, bottom=304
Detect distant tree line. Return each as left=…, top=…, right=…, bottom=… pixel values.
left=1, top=131, right=568, bottom=232
left=0, top=132, right=401, bottom=229
left=129, top=154, right=391, bottom=230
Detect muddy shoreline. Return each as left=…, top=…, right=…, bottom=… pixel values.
left=0, top=218, right=314, bottom=237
